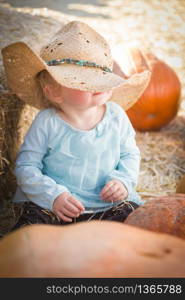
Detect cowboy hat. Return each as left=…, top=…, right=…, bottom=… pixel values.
left=1, top=20, right=151, bottom=110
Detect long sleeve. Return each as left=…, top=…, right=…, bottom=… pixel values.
left=14, top=111, right=69, bottom=211
left=105, top=117, right=141, bottom=202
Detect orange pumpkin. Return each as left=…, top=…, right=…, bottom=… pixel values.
left=0, top=222, right=185, bottom=277
left=120, top=49, right=181, bottom=131
left=125, top=194, right=185, bottom=239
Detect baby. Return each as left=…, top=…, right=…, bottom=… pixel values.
left=2, top=21, right=150, bottom=227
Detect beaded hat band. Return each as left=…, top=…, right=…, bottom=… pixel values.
left=46, top=58, right=112, bottom=73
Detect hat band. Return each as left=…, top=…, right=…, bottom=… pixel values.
left=46, top=58, right=112, bottom=73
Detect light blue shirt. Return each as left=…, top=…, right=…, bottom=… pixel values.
left=12, top=101, right=143, bottom=213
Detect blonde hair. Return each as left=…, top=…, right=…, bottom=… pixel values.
left=36, top=70, right=62, bottom=109
left=37, top=69, right=57, bottom=88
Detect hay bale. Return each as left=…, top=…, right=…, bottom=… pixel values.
left=0, top=87, right=37, bottom=201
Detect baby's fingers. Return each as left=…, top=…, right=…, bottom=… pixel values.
left=56, top=211, right=72, bottom=223
left=100, top=182, right=118, bottom=200
left=64, top=201, right=81, bottom=216
left=105, top=190, right=125, bottom=202
left=68, top=195, right=85, bottom=212
left=100, top=182, right=114, bottom=196
left=62, top=207, right=80, bottom=218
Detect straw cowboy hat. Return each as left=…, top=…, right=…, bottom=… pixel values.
left=1, top=20, right=151, bottom=110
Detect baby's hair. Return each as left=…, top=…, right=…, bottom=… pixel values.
left=36, top=69, right=57, bottom=88
left=36, top=70, right=62, bottom=110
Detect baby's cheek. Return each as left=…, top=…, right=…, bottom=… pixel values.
left=73, top=97, right=86, bottom=104
left=71, top=97, right=91, bottom=106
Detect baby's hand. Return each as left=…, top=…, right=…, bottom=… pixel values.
left=53, top=192, right=85, bottom=222
left=100, top=179, right=128, bottom=202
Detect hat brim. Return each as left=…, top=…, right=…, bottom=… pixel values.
left=2, top=42, right=151, bottom=110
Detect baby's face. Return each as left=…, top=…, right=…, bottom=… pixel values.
left=43, top=82, right=112, bottom=109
